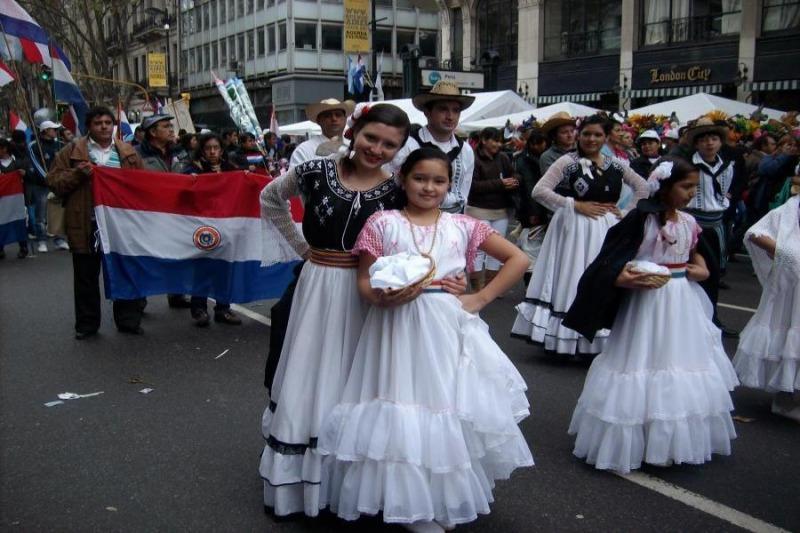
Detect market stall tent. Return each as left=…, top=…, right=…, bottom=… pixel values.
left=460, top=102, right=600, bottom=132
left=628, top=93, right=784, bottom=122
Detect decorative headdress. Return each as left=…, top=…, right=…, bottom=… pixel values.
left=647, top=160, right=674, bottom=195
left=343, top=102, right=372, bottom=140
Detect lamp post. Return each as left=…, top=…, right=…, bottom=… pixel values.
left=146, top=7, right=173, bottom=102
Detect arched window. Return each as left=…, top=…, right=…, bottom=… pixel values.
left=477, top=0, right=518, bottom=66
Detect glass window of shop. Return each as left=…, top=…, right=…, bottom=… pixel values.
left=478, top=0, right=518, bottom=64
left=296, top=22, right=317, bottom=49
left=279, top=23, right=287, bottom=50
left=762, top=0, right=800, bottom=32
left=641, top=0, right=741, bottom=46
left=544, top=0, right=620, bottom=59
left=321, top=25, right=343, bottom=50
left=258, top=27, right=266, bottom=56
left=374, top=28, right=392, bottom=53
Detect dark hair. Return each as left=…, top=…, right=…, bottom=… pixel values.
left=341, top=104, right=411, bottom=173
left=526, top=128, right=547, bottom=149
left=194, top=132, right=223, bottom=161
left=84, top=106, right=115, bottom=129
left=577, top=114, right=612, bottom=135
left=179, top=133, right=196, bottom=151
left=239, top=131, right=256, bottom=143
left=0, top=138, right=11, bottom=150
left=479, top=127, right=500, bottom=143
left=399, top=146, right=453, bottom=182
left=652, top=156, right=700, bottom=220
left=11, top=130, right=26, bottom=144
left=753, top=133, right=777, bottom=151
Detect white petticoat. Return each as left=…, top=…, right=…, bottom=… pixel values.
left=316, top=293, right=534, bottom=525
left=568, top=277, right=738, bottom=474
left=260, top=262, right=369, bottom=516
left=512, top=205, right=617, bottom=356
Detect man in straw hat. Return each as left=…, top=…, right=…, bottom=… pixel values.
left=538, top=111, right=576, bottom=174
left=289, top=98, right=355, bottom=168
left=683, top=117, right=739, bottom=337
left=389, top=80, right=476, bottom=213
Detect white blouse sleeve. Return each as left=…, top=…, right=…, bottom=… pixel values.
left=260, top=166, right=309, bottom=258
left=622, top=163, right=650, bottom=207
left=532, top=155, right=573, bottom=211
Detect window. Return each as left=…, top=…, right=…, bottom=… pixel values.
left=203, top=2, right=210, bottom=30
left=247, top=0, right=254, bottom=14
left=376, top=0, right=392, bottom=5
left=247, top=30, right=255, bottom=59
left=321, top=0, right=342, bottom=4
left=295, top=22, right=317, bottom=49
left=641, top=0, right=741, bottom=46
left=374, top=28, right=392, bottom=53
left=268, top=25, right=276, bottom=53
left=204, top=44, right=211, bottom=71
left=220, top=39, right=228, bottom=66
left=212, top=41, right=218, bottom=67
left=396, top=29, right=415, bottom=52
left=419, top=30, right=437, bottom=56
left=258, top=27, right=266, bottom=55
left=228, top=0, right=235, bottom=21
left=210, top=0, right=217, bottom=27
left=278, top=22, right=287, bottom=50
left=450, top=8, right=463, bottom=70
left=220, top=0, right=226, bottom=23
left=181, top=50, right=188, bottom=73
left=762, top=0, right=800, bottom=32
left=477, top=0, right=519, bottom=64
left=258, top=0, right=266, bottom=10
left=268, top=0, right=275, bottom=6
left=228, top=36, right=235, bottom=61
left=238, top=0, right=245, bottom=18
left=321, top=25, right=342, bottom=50
left=238, top=33, right=245, bottom=58
left=544, top=0, right=620, bottom=59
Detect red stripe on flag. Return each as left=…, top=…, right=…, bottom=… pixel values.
left=0, top=171, right=24, bottom=197
left=19, top=38, right=44, bottom=63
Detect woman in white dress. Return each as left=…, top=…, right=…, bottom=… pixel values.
left=734, top=174, right=800, bottom=422
left=512, top=115, right=649, bottom=358
left=563, top=158, right=738, bottom=474
left=317, top=148, right=534, bottom=531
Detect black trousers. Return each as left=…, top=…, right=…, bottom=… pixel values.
left=72, top=252, right=144, bottom=333
left=264, top=261, right=305, bottom=391
left=694, top=226, right=721, bottom=321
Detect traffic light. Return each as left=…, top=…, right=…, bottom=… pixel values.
left=39, top=65, right=52, bottom=81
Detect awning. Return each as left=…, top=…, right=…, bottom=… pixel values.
left=537, top=92, right=608, bottom=104
left=625, top=84, right=723, bottom=99
left=745, top=80, right=800, bottom=92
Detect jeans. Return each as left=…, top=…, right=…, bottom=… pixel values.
left=29, top=185, right=48, bottom=241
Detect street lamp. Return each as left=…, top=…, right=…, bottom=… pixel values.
left=146, top=7, right=173, bottom=102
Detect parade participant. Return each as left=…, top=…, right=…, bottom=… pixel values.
left=538, top=112, right=576, bottom=174
left=47, top=106, right=146, bottom=339
left=602, top=118, right=631, bottom=162
left=27, top=120, right=66, bottom=252
left=630, top=129, right=662, bottom=177
left=60, top=128, right=75, bottom=144
left=135, top=114, right=183, bottom=172
left=316, top=147, right=533, bottom=531
left=0, top=138, right=28, bottom=259
left=661, top=128, right=680, bottom=153
left=131, top=126, right=144, bottom=147
left=514, top=129, right=548, bottom=284
left=683, top=118, right=739, bottom=337
left=289, top=99, right=354, bottom=168
left=755, top=135, right=799, bottom=217
left=466, top=127, right=518, bottom=289
left=183, top=133, right=242, bottom=327
left=563, top=157, right=738, bottom=474
left=734, top=173, right=800, bottom=422
left=232, top=132, right=265, bottom=170
left=221, top=128, right=239, bottom=160
left=263, top=131, right=279, bottom=161
left=389, top=80, right=476, bottom=214
left=511, top=114, right=649, bottom=358
left=173, top=132, right=197, bottom=167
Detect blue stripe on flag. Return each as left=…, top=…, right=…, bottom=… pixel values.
left=0, top=218, right=27, bottom=247
left=101, top=253, right=300, bottom=302
left=0, top=14, right=50, bottom=44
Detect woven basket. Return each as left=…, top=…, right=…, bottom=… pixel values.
left=636, top=272, right=671, bottom=288
left=385, top=253, right=437, bottom=298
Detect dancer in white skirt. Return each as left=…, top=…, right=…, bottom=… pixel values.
left=734, top=174, right=800, bottom=422
left=317, top=148, right=534, bottom=531
left=512, top=114, right=649, bottom=358
left=563, top=158, right=738, bottom=474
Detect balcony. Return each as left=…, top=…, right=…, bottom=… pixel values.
left=544, top=29, right=621, bottom=60
left=641, top=13, right=741, bottom=48
left=132, top=15, right=167, bottom=43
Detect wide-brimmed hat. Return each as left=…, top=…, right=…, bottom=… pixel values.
left=412, top=81, right=475, bottom=111
left=637, top=129, right=660, bottom=144
left=686, top=117, right=728, bottom=146
left=306, top=99, right=356, bottom=123
left=540, top=112, right=576, bottom=135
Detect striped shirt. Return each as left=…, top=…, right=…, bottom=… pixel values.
left=88, top=138, right=121, bottom=168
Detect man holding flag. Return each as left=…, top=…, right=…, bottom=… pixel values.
left=48, top=106, right=145, bottom=340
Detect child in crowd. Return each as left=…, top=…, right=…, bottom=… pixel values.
left=563, top=157, right=738, bottom=474
left=317, top=148, right=534, bottom=532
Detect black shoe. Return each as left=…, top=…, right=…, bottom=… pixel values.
left=17, top=247, right=28, bottom=259
left=192, top=309, right=210, bottom=327
left=718, top=323, right=739, bottom=338
left=0, top=249, right=5, bottom=259
left=168, top=294, right=192, bottom=308
left=215, top=309, right=242, bottom=325
left=75, top=330, right=97, bottom=340
left=718, top=280, right=731, bottom=290
left=117, top=325, right=144, bottom=335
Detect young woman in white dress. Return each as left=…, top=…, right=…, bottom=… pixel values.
left=512, top=114, right=649, bottom=358
left=734, top=174, right=800, bottom=422
left=563, top=158, right=738, bottom=474
left=316, top=148, right=534, bottom=532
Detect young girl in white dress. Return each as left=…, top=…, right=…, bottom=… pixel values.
left=317, top=148, right=534, bottom=531
left=734, top=174, right=800, bottom=422
left=562, top=157, right=739, bottom=474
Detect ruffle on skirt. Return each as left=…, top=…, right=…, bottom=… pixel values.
left=734, top=323, right=800, bottom=393
left=512, top=301, right=608, bottom=357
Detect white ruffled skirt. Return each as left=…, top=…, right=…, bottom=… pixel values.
left=733, top=266, right=800, bottom=393
left=568, top=277, right=738, bottom=474
left=260, top=262, right=369, bottom=517
left=512, top=206, right=617, bottom=357
left=317, top=292, right=534, bottom=525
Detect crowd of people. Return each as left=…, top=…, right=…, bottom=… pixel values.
left=1, top=79, right=798, bottom=531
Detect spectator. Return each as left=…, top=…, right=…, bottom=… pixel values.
left=135, top=114, right=183, bottom=173
left=539, top=112, right=576, bottom=174
left=232, top=132, right=265, bottom=171
left=0, top=138, right=29, bottom=259
left=27, top=120, right=66, bottom=252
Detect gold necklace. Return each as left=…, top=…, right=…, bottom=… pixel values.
left=402, top=208, right=441, bottom=256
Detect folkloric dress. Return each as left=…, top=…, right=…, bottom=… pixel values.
left=258, top=158, right=401, bottom=516
left=512, top=152, right=649, bottom=357
left=317, top=210, right=533, bottom=525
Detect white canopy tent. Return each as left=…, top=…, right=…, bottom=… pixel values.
left=459, top=102, right=600, bottom=132
left=628, top=93, right=784, bottom=122
left=279, top=90, right=534, bottom=138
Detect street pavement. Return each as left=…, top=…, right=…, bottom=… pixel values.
left=1, top=244, right=798, bottom=532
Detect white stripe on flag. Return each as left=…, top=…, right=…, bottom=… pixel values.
left=0, top=193, right=26, bottom=225
left=95, top=207, right=265, bottom=262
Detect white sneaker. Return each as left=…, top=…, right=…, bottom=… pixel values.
left=55, top=240, right=69, bottom=251
left=37, top=242, right=48, bottom=253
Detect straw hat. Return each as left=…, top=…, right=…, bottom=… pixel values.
left=685, top=117, right=728, bottom=146
left=305, top=99, right=356, bottom=123
left=412, top=80, right=475, bottom=111
left=540, top=112, right=576, bottom=135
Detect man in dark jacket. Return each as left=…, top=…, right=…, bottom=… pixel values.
left=47, top=106, right=146, bottom=339
left=135, top=114, right=184, bottom=173
left=28, top=120, right=65, bottom=252
left=629, top=129, right=661, bottom=178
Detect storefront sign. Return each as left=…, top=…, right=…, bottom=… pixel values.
left=421, top=69, right=484, bottom=90
left=148, top=53, right=167, bottom=88
left=344, top=0, right=370, bottom=53
left=649, top=65, right=712, bottom=85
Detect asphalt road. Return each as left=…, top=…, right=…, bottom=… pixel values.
left=1, top=244, right=798, bottom=532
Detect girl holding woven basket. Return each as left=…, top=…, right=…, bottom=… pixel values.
left=316, top=147, right=533, bottom=532
left=562, top=157, right=739, bottom=474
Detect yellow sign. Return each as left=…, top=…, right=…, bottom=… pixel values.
left=344, top=0, right=370, bottom=53
left=649, top=66, right=711, bottom=85
left=148, top=52, right=167, bottom=88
